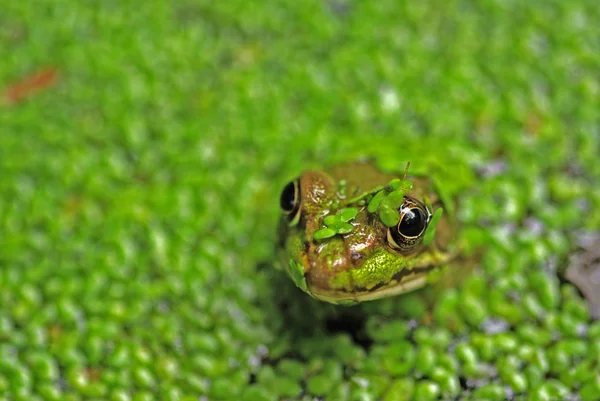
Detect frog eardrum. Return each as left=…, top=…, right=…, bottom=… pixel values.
left=387, top=196, right=432, bottom=255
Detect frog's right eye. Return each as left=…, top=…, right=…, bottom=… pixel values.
left=280, top=179, right=301, bottom=225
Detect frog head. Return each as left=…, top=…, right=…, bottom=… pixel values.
left=277, top=162, right=455, bottom=305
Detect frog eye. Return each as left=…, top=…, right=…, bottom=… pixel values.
left=387, top=198, right=431, bottom=254
left=280, top=179, right=301, bottom=225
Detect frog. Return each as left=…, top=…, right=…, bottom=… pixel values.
left=277, top=161, right=458, bottom=305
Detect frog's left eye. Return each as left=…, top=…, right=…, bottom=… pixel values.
left=387, top=198, right=431, bottom=254
left=280, top=179, right=301, bottom=225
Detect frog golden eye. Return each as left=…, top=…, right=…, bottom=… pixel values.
left=280, top=179, right=301, bottom=225
left=387, top=199, right=431, bottom=254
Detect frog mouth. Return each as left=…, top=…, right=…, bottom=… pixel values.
left=306, top=235, right=457, bottom=305
left=347, top=246, right=460, bottom=303
left=310, top=264, right=438, bottom=304
left=353, top=265, right=436, bottom=301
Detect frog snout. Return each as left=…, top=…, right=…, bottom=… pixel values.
left=306, top=238, right=352, bottom=291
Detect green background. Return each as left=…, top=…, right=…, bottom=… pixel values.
left=1, top=1, right=600, bottom=400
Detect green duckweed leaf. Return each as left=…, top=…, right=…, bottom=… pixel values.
left=368, top=190, right=387, bottom=213
left=288, top=259, right=308, bottom=293
left=346, top=185, right=385, bottom=204
left=423, top=208, right=443, bottom=245
left=314, top=228, right=336, bottom=240
left=379, top=199, right=400, bottom=227
left=387, top=190, right=406, bottom=209
left=391, top=179, right=413, bottom=193
left=431, top=175, right=454, bottom=217
left=387, top=178, right=403, bottom=190
left=324, top=215, right=340, bottom=226
left=336, top=223, right=354, bottom=234
left=339, top=207, right=358, bottom=222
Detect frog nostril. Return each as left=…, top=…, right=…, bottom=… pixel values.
left=303, top=241, right=310, bottom=253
